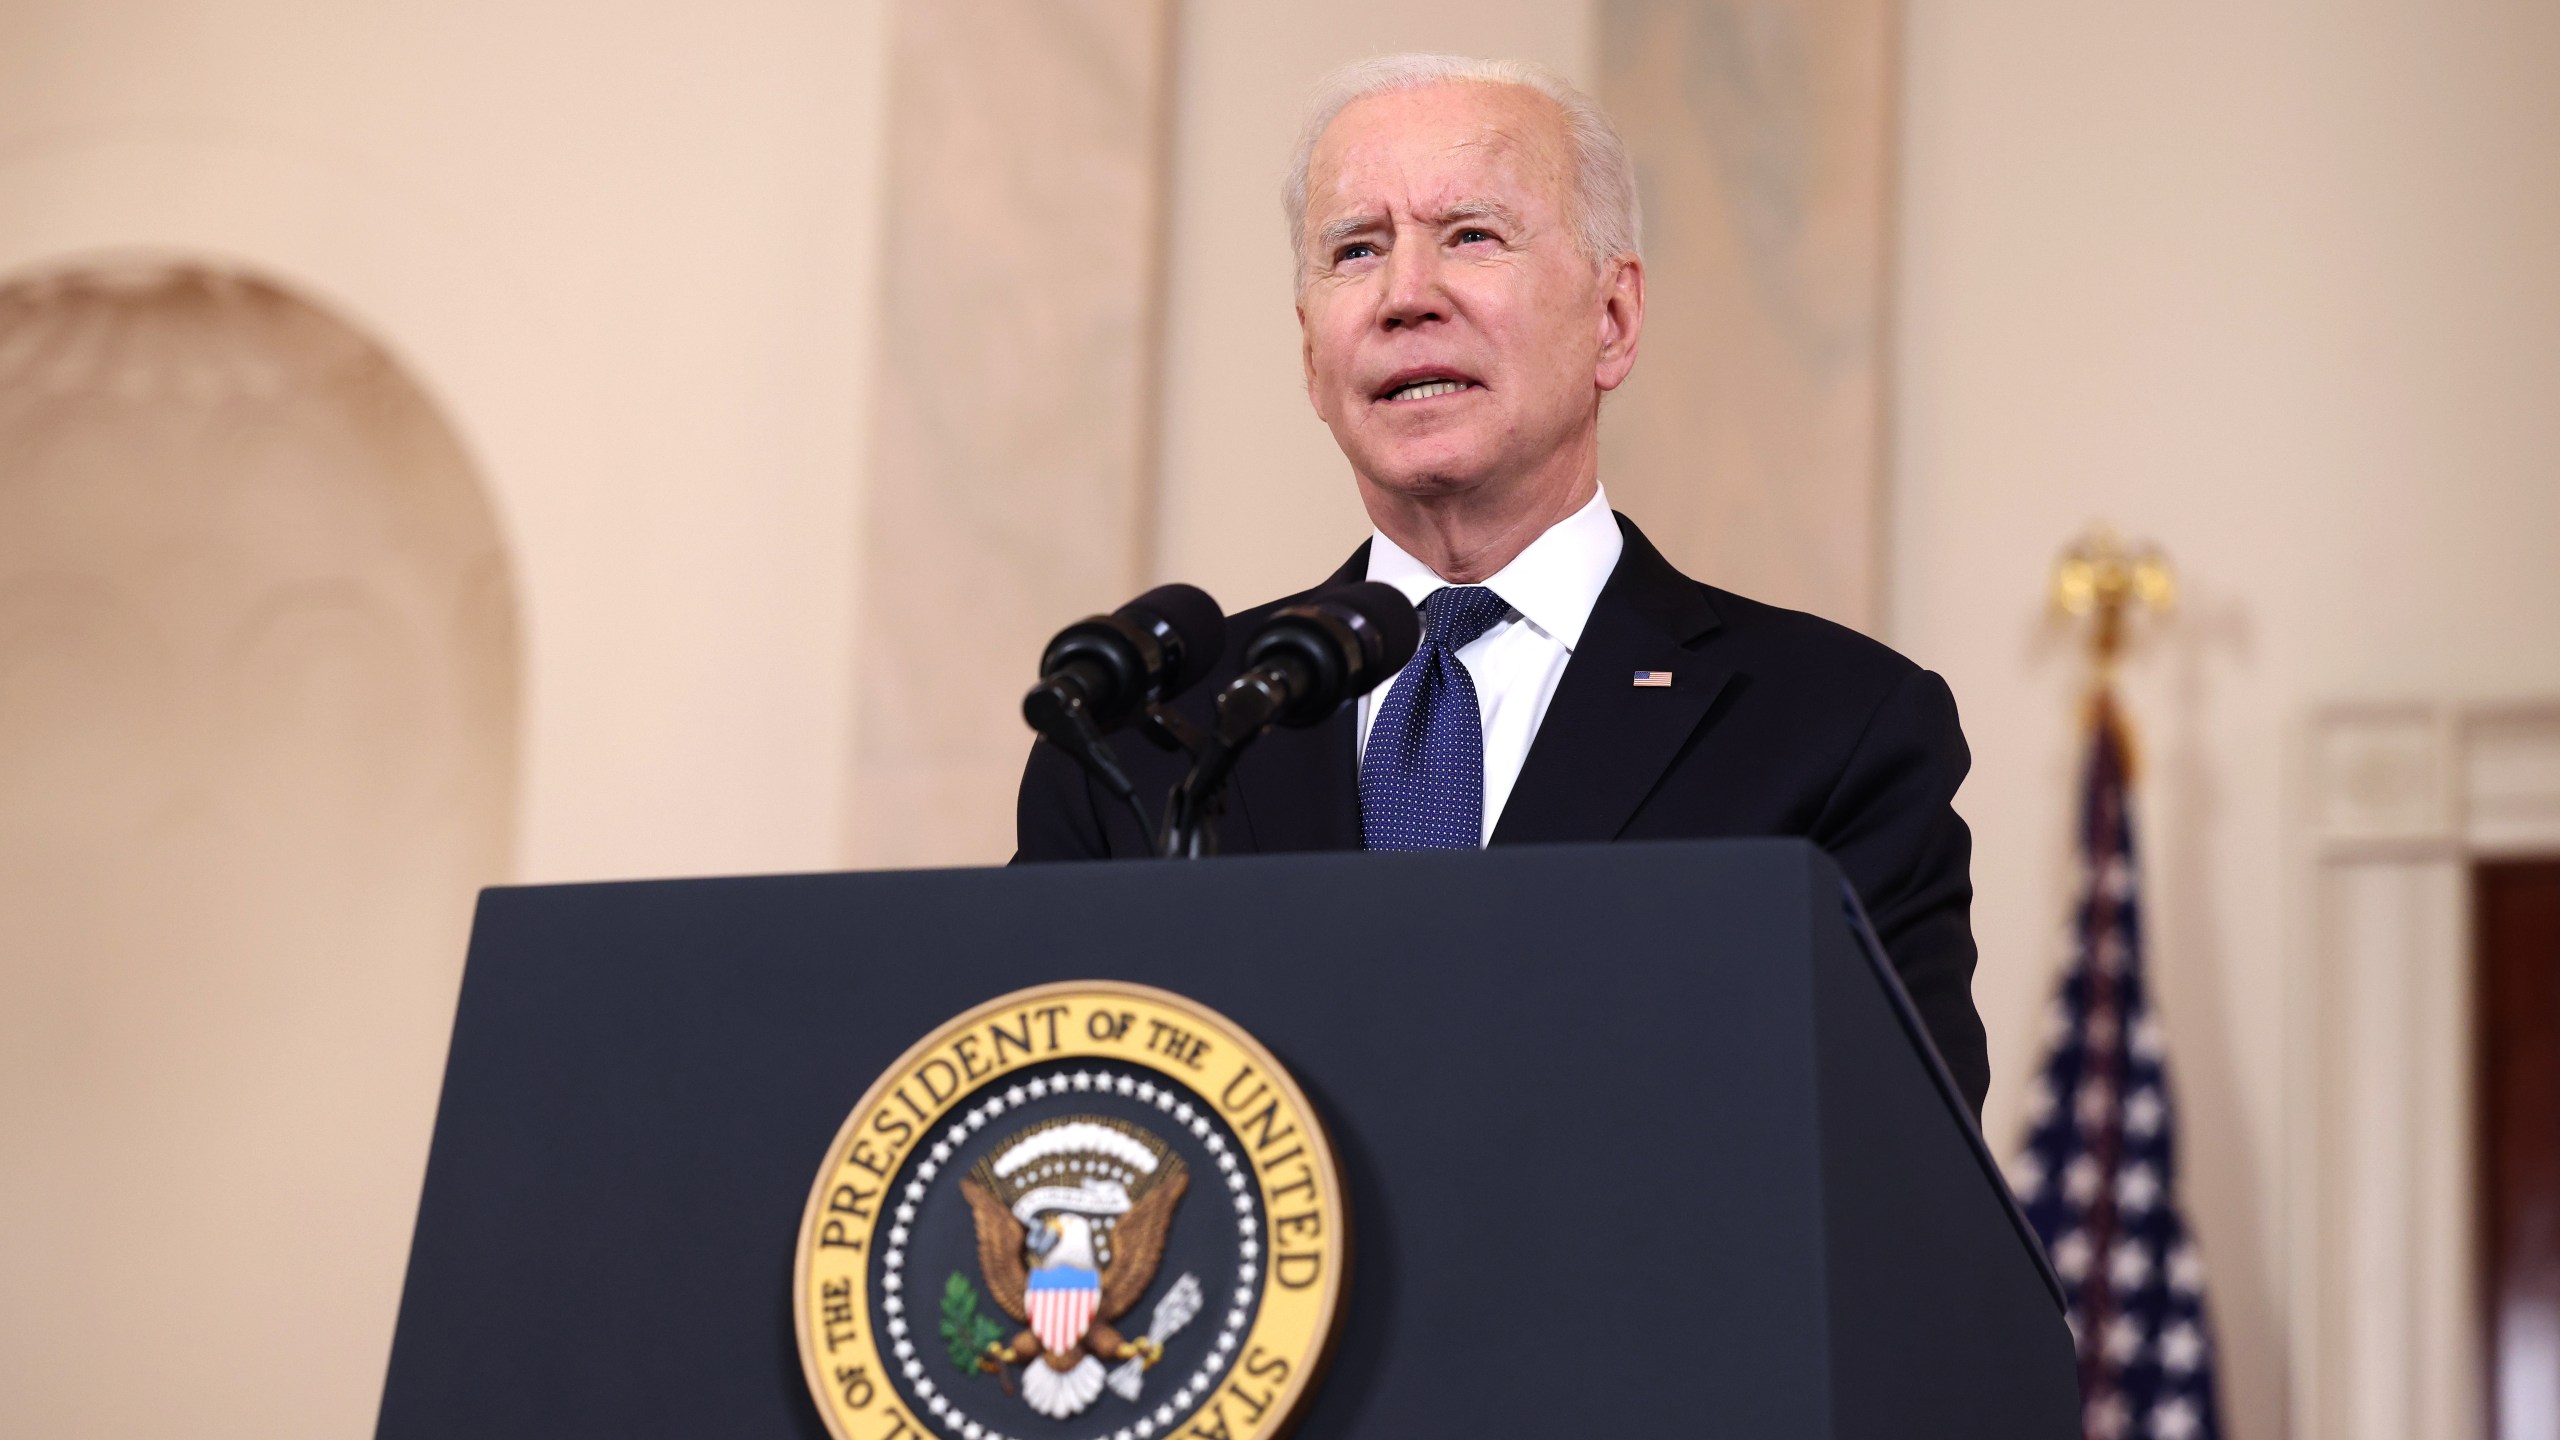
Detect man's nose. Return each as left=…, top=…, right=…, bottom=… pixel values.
left=1378, top=239, right=1446, bottom=330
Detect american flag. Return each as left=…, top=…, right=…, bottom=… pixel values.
left=2011, top=695, right=2225, bottom=1440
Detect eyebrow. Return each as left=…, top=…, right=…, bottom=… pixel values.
left=1312, top=200, right=1525, bottom=252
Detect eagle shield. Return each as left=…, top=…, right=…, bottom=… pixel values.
left=956, top=1115, right=1193, bottom=1419
left=1026, top=1266, right=1102, bottom=1354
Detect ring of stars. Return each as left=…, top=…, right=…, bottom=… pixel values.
left=875, top=1066, right=1264, bottom=1440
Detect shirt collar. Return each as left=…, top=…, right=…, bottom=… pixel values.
left=1362, top=484, right=1623, bottom=652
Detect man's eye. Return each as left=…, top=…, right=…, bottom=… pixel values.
left=1455, top=228, right=1495, bottom=245
left=1336, top=243, right=1378, bottom=263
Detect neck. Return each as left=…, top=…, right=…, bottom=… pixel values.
left=1357, top=433, right=1600, bottom=584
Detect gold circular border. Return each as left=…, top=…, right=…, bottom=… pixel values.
left=793, top=980, right=1349, bottom=1440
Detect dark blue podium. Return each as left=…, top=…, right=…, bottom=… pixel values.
left=376, top=839, right=2074, bottom=1438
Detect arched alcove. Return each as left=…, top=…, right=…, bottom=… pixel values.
left=0, top=261, right=518, bottom=1437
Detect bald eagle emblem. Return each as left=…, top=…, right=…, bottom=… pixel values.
left=955, top=1116, right=1194, bottom=1419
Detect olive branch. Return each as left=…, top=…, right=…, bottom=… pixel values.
left=940, top=1272, right=1008, bottom=1375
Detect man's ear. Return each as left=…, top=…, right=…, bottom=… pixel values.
left=1298, top=301, right=1321, bottom=414
left=1594, top=255, right=1645, bottom=393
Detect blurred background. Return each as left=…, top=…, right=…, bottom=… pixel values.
left=2, top=2, right=2555, bottom=1437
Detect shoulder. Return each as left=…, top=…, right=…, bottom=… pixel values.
left=1610, top=513, right=1927, bottom=710
left=1697, top=584, right=1921, bottom=691
left=1608, top=514, right=1961, bottom=769
left=1684, top=584, right=1967, bottom=796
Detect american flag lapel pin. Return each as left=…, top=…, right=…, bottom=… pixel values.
left=1632, top=670, right=1673, bottom=688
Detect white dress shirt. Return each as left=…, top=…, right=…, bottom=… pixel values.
left=1355, top=485, right=1625, bottom=844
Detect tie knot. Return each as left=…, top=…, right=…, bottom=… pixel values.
left=1420, top=585, right=1512, bottom=654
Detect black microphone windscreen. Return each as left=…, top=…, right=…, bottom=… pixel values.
left=1324, top=581, right=1422, bottom=677
left=1120, top=583, right=1227, bottom=698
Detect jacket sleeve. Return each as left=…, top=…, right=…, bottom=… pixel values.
left=1808, top=667, right=1990, bottom=1119
left=1013, top=737, right=1109, bottom=863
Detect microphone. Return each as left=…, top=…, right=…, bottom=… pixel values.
left=1022, top=583, right=1227, bottom=738
left=1159, top=582, right=1419, bottom=857
left=1212, top=581, right=1421, bottom=742
left=1021, top=584, right=1226, bottom=849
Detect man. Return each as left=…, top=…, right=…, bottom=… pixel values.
left=1015, top=55, right=1987, bottom=1117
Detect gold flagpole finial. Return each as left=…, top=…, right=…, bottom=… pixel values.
left=2052, top=525, right=2173, bottom=773
left=2051, top=524, right=2175, bottom=680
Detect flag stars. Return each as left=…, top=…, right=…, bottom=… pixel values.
left=2124, top=1087, right=2165, bottom=1139
left=2064, top=1155, right=2103, bottom=1205
left=2007, top=1152, right=2046, bottom=1201
left=2014, top=727, right=2217, bottom=1437
left=2167, top=1241, right=2206, bottom=1296
left=2102, top=1314, right=2145, bottom=1365
left=2149, top=1395, right=2201, bottom=1440
left=2116, top=1162, right=2161, bottom=1214
left=2159, top=1320, right=2205, bottom=1374
left=2051, top=1231, right=2093, bottom=1282
left=2130, top=1014, right=2165, bottom=1061
left=2108, top=1237, right=2153, bottom=1291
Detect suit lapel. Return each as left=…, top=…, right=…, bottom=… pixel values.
left=1224, top=543, right=1369, bottom=854
left=1491, top=516, right=1734, bottom=845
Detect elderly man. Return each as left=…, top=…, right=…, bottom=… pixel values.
left=1015, top=55, right=1986, bottom=1116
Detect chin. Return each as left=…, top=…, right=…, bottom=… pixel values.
left=1355, top=441, right=1505, bottom=499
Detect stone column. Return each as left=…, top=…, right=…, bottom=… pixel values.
left=848, top=0, right=1176, bottom=866
left=1595, top=0, right=1898, bottom=632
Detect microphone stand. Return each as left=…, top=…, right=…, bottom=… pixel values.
left=1158, top=673, right=1291, bottom=858
left=1030, top=702, right=1158, bottom=852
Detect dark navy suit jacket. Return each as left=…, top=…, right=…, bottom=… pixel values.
left=1014, top=514, right=1990, bottom=1118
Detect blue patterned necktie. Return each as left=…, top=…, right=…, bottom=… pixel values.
left=1360, top=585, right=1514, bottom=850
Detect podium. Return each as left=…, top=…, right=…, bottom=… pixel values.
left=377, top=839, right=2074, bottom=1438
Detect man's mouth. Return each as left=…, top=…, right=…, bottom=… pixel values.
left=1378, top=376, right=1480, bottom=402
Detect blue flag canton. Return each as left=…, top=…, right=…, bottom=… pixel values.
left=2010, top=714, right=2224, bottom=1440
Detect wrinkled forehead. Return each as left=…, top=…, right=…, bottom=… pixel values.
left=1303, top=82, right=1575, bottom=232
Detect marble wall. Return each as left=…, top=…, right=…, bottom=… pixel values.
left=847, top=0, right=1176, bottom=868
left=1594, top=0, right=1897, bottom=633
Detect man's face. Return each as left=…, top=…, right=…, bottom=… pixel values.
left=1296, top=83, right=1640, bottom=506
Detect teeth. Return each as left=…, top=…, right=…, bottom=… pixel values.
left=1389, top=379, right=1469, bottom=401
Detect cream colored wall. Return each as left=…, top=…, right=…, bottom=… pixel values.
left=1892, top=6, right=2560, bottom=1438
left=0, top=266, right=519, bottom=1440
left=0, top=4, right=890, bottom=1436
left=0, top=0, right=890, bottom=885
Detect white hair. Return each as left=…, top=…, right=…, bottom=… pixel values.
left=1281, top=54, right=1642, bottom=288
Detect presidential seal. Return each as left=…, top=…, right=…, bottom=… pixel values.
left=794, top=982, right=1346, bottom=1440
